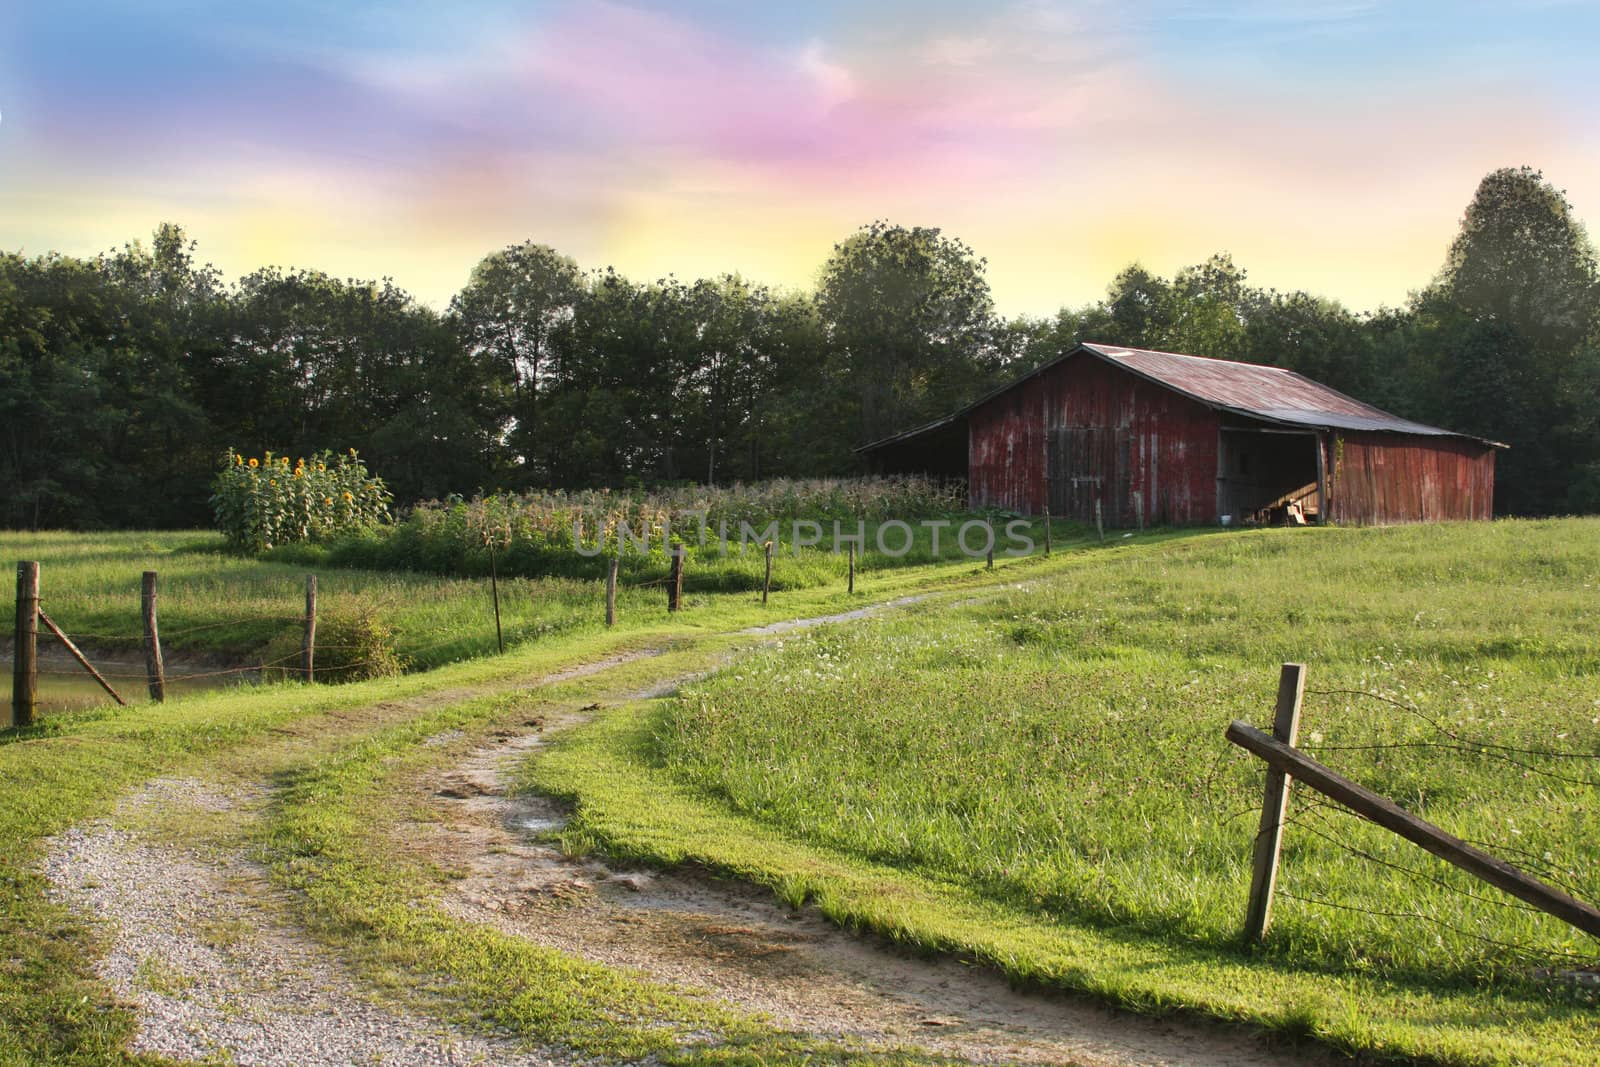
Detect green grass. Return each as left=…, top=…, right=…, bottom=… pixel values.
left=11, top=519, right=1598, bottom=1065
left=526, top=518, right=1600, bottom=1065
left=258, top=649, right=951, bottom=1065
left=2, top=522, right=1084, bottom=680
left=0, top=527, right=1080, bottom=1065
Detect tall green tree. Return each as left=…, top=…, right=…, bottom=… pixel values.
left=817, top=221, right=997, bottom=443
left=449, top=243, right=583, bottom=483
left=1419, top=167, right=1600, bottom=513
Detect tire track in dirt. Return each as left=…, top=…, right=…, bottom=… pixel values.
left=414, top=620, right=1343, bottom=1067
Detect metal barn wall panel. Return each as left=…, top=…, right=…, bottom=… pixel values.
left=969, top=353, right=1220, bottom=524
left=1324, top=432, right=1497, bottom=525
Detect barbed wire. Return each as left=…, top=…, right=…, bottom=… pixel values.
left=1307, top=687, right=1600, bottom=762
left=1288, top=796, right=1551, bottom=914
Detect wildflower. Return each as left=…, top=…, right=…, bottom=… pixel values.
left=235, top=454, right=244, bottom=466
left=342, top=491, right=354, bottom=502
left=294, top=468, right=304, bottom=478
left=248, top=458, right=259, bottom=468
left=324, top=497, right=334, bottom=506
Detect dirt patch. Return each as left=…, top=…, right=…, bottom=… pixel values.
left=414, top=726, right=1340, bottom=1067
left=43, top=779, right=565, bottom=1067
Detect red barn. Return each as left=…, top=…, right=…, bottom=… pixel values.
left=857, top=343, right=1501, bottom=527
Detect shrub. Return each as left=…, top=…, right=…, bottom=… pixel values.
left=259, top=597, right=406, bottom=683
left=212, top=448, right=392, bottom=553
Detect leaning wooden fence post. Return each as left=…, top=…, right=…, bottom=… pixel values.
left=847, top=543, right=855, bottom=594
left=1243, top=662, right=1306, bottom=942
left=12, top=561, right=39, bottom=728
left=302, top=575, right=317, bottom=684
left=141, top=570, right=165, bottom=704
left=986, top=546, right=994, bottom=570
left=668, top=546, right=684, bottom=613
left=762, top=541, right=773, bottom=604
left=38, top=611, right=125, bottom=707
left=1227, top=718, right=1600, bottom=940
left=605, top=557, right=618, bottom=628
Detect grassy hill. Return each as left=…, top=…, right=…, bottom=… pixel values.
left=536, top=518, right=1600, bottom=1064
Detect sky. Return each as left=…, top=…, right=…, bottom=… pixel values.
left=2, top=1, right=1597, bottom=318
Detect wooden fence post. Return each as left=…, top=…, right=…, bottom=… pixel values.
left=11, top=561, right=39, bottom=728
left=1134, top=490, right=1144, bottom=533
left=605, top=557, right=618, bottom=628
left=487, top=542, right=504, bottom=654
left=1095, top=499, right=1104, bottom=542
left=141, top=570, right=165, bottom=703
left=1043, top=506, right=1052, bottom=556
left=668, top=546, right=684, bottom=613
left=986, top=547, right=994, bottom=570
left=302, top=575, right=317, bottom=683
left=1228, top=717, right=1600, bottom=941
left=1243, top=663, right=1306, bottom=942
left=847, top=543, right=855, bottom=595
left=762, top=541, right=773, bottom=605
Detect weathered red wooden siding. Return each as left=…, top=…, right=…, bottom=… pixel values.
left=968, top=353, right=1220, bottom=523
left=1324, top=431, right=1497, bottom=525
left=967, top=385, right=1046, bottom=513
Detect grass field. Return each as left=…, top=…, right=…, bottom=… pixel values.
left=530, top=518, right=1600, bottom=1064
left=2, top=522, right=1079, bottom=690
left=0, top=528, right=1066, bottom=1066
left=7, top=519, right=1599, bottom=1065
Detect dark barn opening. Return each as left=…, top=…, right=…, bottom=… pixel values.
left=1218, top=426, right=1321, bottom=524
left=855, top=415, right=968, bottom=483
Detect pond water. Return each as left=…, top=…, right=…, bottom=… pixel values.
left=30, top=647, right=260, bottom=714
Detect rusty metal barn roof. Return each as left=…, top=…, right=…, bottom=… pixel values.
left=857, top=342, right=1504, bottom=453
left=1079, top=343, right=1497, bottom=439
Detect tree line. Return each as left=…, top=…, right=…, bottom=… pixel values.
left=2, top=165, right=1595, bottom=529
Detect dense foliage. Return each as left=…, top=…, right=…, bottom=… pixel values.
left=300, top=476, right=989, bottom=591
left=3, top=167, right=1596, bottom=527
left=211, top=448, right=391, bottom=553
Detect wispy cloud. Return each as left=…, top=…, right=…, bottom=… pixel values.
left=0, top=0, right=1595, bottom=316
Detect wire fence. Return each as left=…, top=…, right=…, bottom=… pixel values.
left=10, top=543, right=879, bottom=718
left=1230, top=673, right=1600, bottom=973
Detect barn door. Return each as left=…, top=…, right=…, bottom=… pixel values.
left=1048, top=427, right=1131, bottom=524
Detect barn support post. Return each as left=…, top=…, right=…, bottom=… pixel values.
left=1242, top=663, right=1306, bottom=942
left=141, top=571, right=165, bottom=703
left=11, top=561, right=39, bottom=728
left=1315, top=432, right=1331, bottom=525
